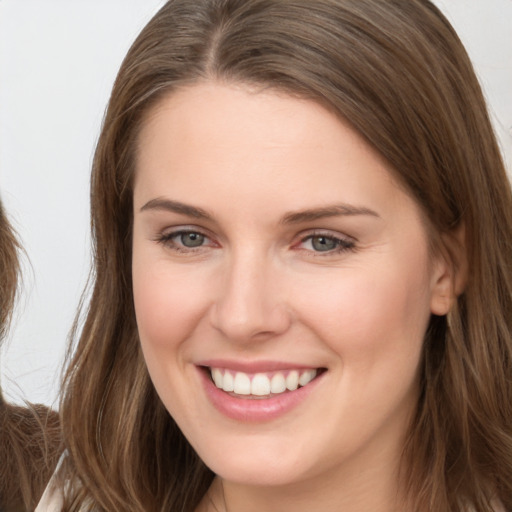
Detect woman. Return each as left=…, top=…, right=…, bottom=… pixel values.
left=44, top=0, right=512, bottom=510
left=0, top=199, right=62, bottom=511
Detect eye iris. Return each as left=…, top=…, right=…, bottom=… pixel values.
left=181, top=232, right=204, bottom=247
left=312, top=236, right=337, bottom=252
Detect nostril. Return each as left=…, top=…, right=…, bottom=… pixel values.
left=209, top=300, right=292, bottom=343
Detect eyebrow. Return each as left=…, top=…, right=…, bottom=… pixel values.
left=140, top=198, right=212, bottom=220
left=140, top=197, right=380, bottom=223
left=281, top=204, right=380, bottom=224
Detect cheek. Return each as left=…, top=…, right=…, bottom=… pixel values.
left=294, top=259, right=433, bottom=362
left=132, top=252, right=209, bottom=352
left=131, top=252, right=211, bottom=413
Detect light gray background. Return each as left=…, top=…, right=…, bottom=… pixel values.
left=1, top=0, right=511, bottom=408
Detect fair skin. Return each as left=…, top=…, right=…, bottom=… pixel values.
left=132, top=82, right=454, bottom=512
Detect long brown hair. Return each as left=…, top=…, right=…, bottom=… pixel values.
left=0, top=200, right=62, bottom=511
left=0, top=201, right=19, bottom=342
left=59, top=1, right=512, bottom=510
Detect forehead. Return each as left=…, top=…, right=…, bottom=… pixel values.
left=133, top=82, right=423, bottom=226
left=136, top=82, right=357, bottom=163
left=137, top=83, right=388, bottom=174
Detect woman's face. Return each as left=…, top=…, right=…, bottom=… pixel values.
left=132, top=83, right=452, bottom=488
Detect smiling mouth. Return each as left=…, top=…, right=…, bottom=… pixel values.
left=205, top=367, right=325, bottom=398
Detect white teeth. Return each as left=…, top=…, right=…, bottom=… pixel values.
left=299, top=369, right=317, bottom=386
left=223, top=371, right=234, bottom=392
left=251, top=373, right=271, bottom=396
left=270, top=373, right=287, bottom=394
left=233, top=372, right=251, bottom=395
left=211, top=367, right=319, bottom=396
left=286, top=370, right=299, bottom=391
left=212, top=368, right=223, bottom=388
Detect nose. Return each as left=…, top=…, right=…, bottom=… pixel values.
left=209, top=249, right=292, bottom=343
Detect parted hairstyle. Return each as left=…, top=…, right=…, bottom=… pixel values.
left=0, top=199, right=62, bottom=511
left=58, top=0, right=512, bottom=510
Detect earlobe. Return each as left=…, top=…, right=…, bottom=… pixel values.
left=429, top=224, right=467, bottom=316
left=430, top=271, right=455, bottom=316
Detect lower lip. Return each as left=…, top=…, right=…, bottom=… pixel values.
left=198, top=368, right=324, bottom=422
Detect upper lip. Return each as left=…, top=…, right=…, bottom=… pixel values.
left=197, top=359, right=323, bottom=373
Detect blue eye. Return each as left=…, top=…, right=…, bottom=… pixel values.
left=300, top=233, right=354, bottom=254
left=157, top=229, right=211, bottom=251
left=177, top=232, right=205, bottom=248
left=310, top=235, right=338, bottom=252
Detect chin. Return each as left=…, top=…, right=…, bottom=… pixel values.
left=211, top=460, right=306, bottom=488
left=193, top=435, right=314, bottom=488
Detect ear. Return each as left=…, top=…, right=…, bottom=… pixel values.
left=430, top=224, right=467, bottom=316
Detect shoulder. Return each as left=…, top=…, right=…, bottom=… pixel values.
left=34, top=453, right=92, bottom=512
left=35, top=452, right=66, bottom=512
left=35, top=476, right=63, bottom=512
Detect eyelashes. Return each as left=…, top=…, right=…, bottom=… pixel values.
left=297, top=233, right=355, bottom=254
left=155, top=228, right=356, bottom=256
left=155, top=230, right=216, bottom=253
